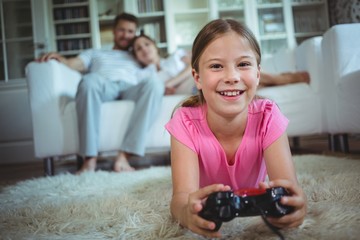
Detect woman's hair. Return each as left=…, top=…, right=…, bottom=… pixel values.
left=181, top=19, right=261, bottom=107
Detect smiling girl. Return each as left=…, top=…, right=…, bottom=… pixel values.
left=165, top=19, right=307, bottom=238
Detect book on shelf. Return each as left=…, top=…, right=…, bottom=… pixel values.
left=293, top=10, right=323, bottom=33
left=53, top=0, right=87, bottom=5
left=141, top=22, right=166, bottom=43
left=57, top=38, right=90, bottom=51
left=56, top=22, right=89, bottom=35
left=137, top=0, right=164, bottom=13
left=53, top=7, right=88, bottom=20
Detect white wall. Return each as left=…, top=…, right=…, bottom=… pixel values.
left=0, top=86, right=35, bottom=164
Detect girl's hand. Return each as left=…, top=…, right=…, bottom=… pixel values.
left=259, top=179, right=307, bottom=228
left=180, top=184, right=231, bottom=238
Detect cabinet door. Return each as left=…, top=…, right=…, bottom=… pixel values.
left=291, top=0, right=329, bottom=44
left=255, top=0, right=290, bottom=57
left=216, top=0, right=247, bottom=23
left=51, top=0, right=95, bottom=56
left=165, top=0, right=210, bottom=53
left=0, top=0, right=34, bottom=82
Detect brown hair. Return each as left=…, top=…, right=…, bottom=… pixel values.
left=181, top=19, right=261, bottom=107
left=113, top=12, right=138, bottom=28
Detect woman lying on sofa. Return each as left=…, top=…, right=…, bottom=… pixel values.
left=131, top=34, right=310, bottom=95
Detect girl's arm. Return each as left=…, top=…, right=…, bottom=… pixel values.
left=262, top=133, right=307, bottom=228
left=170, top=136, right=230, bottom=238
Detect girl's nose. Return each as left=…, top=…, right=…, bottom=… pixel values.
left=224, top=67, right=240, bottom=84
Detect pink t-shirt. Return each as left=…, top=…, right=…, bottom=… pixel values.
left=165, top=99, right=289, bottom=190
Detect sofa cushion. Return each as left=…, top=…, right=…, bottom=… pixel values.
left=295, top=36, right=322, bottom=93
left=258, top=83, right=323, bottom=136
left=63, top=100, right=135, bottom=155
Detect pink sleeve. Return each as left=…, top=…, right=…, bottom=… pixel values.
left=165, top=109, right=197, bottom=153
left=262, top=102, right=289, bottom=150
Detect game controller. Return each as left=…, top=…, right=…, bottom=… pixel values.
left=199, top=187, right=294, bottom=231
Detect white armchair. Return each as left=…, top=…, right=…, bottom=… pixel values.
left=26, top=60, right=135, bottom=175
left=26, top=60, right=189, bottom=175
left=321, top=23, right=360, bottom=152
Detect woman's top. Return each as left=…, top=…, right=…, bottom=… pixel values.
left=157, top=48, right=188, bottom=83
left=165, top=99, right=289, bottom=190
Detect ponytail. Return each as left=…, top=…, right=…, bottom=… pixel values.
left=181, top=94, right=203, bottom=107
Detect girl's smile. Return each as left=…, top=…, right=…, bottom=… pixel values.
left=217, top=89, right=245, bottom=97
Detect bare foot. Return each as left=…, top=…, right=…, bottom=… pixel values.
left=76, top=157, right=97, bottom=175
left=280, top=71, right=310, bottom=84
left=298, top=71, right=310, bottom=84
left=113, top=153, right=135, bottom=172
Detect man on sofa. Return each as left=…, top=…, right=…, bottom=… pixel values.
left=37, top=13, right=164, bottom=173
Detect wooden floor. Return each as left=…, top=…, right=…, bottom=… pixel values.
left=1, top=134, right=359, bottom=188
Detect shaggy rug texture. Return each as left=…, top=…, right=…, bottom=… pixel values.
left=0, top=154, right=359, bottom=240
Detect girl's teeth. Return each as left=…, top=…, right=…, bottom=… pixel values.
left=221, top=91, right=240, bottom=96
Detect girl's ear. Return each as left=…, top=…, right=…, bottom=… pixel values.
left=256, top=64, right=261, bottom=86
left=192, top=69, right=202, bottom=90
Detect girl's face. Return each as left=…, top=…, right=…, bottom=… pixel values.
left=133, top=37, right=159, bottom=66
left=193, top=31, right=260, bottom=118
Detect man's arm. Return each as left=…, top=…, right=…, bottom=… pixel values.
left=37, top=52, right=86, bottom=73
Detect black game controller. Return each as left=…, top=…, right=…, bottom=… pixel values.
left=199, top=187, right=294, bottom=231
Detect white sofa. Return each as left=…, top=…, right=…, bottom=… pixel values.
left=258, top=36, right=325, bottom=138
left=25, top=60, right=188, bottom=175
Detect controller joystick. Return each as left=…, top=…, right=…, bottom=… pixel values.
left=199, top=187, right=294, bottom=232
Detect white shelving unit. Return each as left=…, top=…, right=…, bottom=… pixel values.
left=163, top=0, right=328, bottom=56
left=48, top=0, right=329, bottom=58
left=291, top=0, right=329, bottom=44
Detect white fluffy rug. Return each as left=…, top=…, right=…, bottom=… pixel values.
left=1, top=154, right=359, bottom=240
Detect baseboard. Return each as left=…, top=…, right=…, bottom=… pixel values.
left=0, top=141, right=36, bottom=164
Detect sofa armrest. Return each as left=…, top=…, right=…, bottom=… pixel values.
left=322, top=23, right=360, bottom=85
left=261, top=48, right=296, bottom=74
left=295, top=36, right=323, bottom=93
left=25, top=60, right=82, bottom=157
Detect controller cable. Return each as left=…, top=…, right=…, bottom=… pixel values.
left=259, top=212, right=285, bottom=240
left=251, top=200, right=285, bottom=240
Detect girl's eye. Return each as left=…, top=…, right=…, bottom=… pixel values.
left=210, top=64, right=222, bottom=69
left=239, top=62, right=251, bottom=67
